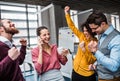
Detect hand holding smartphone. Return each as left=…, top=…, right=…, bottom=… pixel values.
left=37, top=36, right=44, bottom=49
left=38, top=36, right=44, bottom=44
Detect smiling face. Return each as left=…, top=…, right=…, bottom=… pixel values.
left=83, top=27, right=91, bottom=39
left=81, top=22, right=96, bottom=40
left=89, top=22, right=106, bottom=35
left=39, top=29, right=50, bottom=44
left=1, top=19, right=19, bottom=35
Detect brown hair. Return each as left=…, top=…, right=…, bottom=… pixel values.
left=36, top=26, right=48, bottom=36
left=87, top=10, right=108, bottom=26
left=81, top=22, right=96, bottom=38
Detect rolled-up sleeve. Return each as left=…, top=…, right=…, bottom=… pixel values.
left=32, top=48, right=42, bottom=74
left=95, top=35, right=120, bottom=72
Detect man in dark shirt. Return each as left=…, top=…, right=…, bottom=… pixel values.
left=0, top=19, right=27, bottom=81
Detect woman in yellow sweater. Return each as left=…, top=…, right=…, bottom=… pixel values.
left=64, top=6, right=97, bottom=81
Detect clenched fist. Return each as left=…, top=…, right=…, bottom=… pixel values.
left=64, top=6, right=70, bottom=14
left=20, top=38, right=27, bottom=46
left=88, top=41, right=98, bottom=53
left=8, top=47, right=20, bottom=60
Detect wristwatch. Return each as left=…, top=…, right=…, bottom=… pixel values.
left=91, top=52, right=95, bottom=55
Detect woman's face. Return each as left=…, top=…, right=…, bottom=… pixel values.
left=39, top=29, right=50, bottom=44
left=83, top=27, right=91, bottom=39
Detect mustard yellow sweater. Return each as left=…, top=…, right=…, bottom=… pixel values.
left=65, top=14, right=97, bottom=76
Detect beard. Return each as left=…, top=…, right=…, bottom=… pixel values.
left=4, top=27, right=19, bottom=35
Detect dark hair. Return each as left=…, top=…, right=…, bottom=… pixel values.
left=87, top=10, right=108, bottom=26
left=36, top=26, right=48, bottom=36
left=81, top=22, right=96, bottom=37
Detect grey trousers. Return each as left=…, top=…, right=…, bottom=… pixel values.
left=40, top=69, right=65, bottom=81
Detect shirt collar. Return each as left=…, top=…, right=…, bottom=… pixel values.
left=0, top=36, right=13, bottom=48
left=102, top=25, right=114, bottom=36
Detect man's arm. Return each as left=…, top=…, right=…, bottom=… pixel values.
left=0, top=47, right=20, bottom=76
left=88, top=36, right=120, bottom=72
left=17, top=38, right=27, bottom=65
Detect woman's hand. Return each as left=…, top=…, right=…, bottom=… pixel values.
left=38, top=37, right=44, bottom=50
left=64, top=6, right=70, bottom=14
left=61, top=48, right=69, bottom=57
left=89, top=64, right=96, bottom=71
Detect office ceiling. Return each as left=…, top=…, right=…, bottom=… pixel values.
left=1, top=0, right=120, bottom=14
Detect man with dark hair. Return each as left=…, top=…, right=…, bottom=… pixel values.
left=87, top=10, right=120, bottom=81
left=0, top=19, right=27, bottom=81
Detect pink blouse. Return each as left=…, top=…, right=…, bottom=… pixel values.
left=32, top=44, right=68, bottom=74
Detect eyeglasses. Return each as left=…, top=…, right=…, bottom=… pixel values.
left=91, top=25, right=100, bottom=31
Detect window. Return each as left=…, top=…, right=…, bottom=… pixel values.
left=0, top=1, right=42, bottom=81
left=0, top=1, right=40, bottom=48
left=111, top=15, right=120, bottom=31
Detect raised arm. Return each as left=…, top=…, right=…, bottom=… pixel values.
left=64, top=6, right=85, bottom=41
left=17, top=38, right=27, bottom=65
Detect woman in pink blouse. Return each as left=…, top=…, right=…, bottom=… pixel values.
left=32, top=26, right=69, bottom=81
